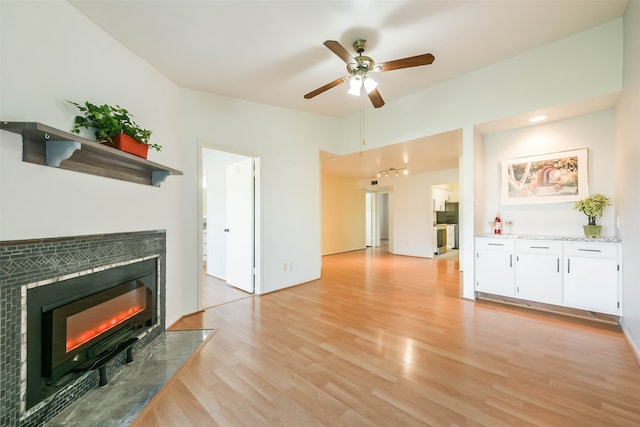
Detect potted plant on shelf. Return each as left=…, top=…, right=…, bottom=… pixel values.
left=573, top=193, right=610, bottom=237
left=68, top=100, right=162, bottom=159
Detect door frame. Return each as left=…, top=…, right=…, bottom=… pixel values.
left=197, top=141, right=261, bottom=310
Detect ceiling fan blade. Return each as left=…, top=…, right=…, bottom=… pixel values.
left=378, top=53, right=435, bottom=72
left=323, top=40, right=354, bottom=64
left=304, top=76, right=348, bottom=99
left=368, top=88, right=385, bottom=108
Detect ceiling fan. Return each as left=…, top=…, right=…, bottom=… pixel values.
left=304, top=39, right=435, bottom=108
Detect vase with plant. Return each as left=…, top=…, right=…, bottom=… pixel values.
left=573, top=193, right=610, bottom=237
left=68, top=100, right=161, bottom=159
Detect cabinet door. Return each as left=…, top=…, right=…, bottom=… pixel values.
left=564, top=255, right=618, bottom=314
left=433, top=188, right=444, bottom=211
left=516, top=252, right=562, bottom=304
left=475, top=239, right=515, bottom=296
left=515, top=240, right=563, bottom=305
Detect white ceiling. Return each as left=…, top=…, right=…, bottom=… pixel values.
left=69, top=0, right=627, bottom=179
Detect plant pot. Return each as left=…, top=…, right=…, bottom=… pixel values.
left=583, top=225, right=602, bottom=238
left=105, top=133, right=149, bottom=159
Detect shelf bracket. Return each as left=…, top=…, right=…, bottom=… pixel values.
left=46, top=140, right=81, bottom=167
left=151, top=170, right=170, bottom=187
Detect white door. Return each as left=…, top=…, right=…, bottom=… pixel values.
left=225, top=158, right=254, bottom=293
left=365, top=192, right=374, bottom=247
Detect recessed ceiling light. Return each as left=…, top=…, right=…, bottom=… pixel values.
left=529, top=115, right=547, bottom=123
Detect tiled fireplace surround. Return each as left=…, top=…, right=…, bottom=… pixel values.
left=0, top=230, right=167, bottom=427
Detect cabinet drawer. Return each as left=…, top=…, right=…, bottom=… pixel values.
left=564, top=242, right=618, bottom=259
left=516, top=239, right=562, bottom=254
left=476, top=238, right=514, bottom=251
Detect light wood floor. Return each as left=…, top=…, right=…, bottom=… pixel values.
left=133, top=248, right=640, bottom=426
left=201, top=272, right=252, bottom=309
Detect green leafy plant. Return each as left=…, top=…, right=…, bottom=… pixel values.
left=574, top=193, right=610, bottom=225
left=68, top=101, right=161, bottom=151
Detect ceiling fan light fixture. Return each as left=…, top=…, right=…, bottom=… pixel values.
left=363, top=76, right=377, bottom=94
left=348, top=75, right=363, bottom=96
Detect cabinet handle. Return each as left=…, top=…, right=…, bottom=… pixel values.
left=488, top=243, right=504, bottom=246
left=510, top=254, right=513, bottom=268
left=530, top=246, right=550, bottom=249
left=557, top=257, right=559, bottom=273
left=567, top=258, right=571, bottom=274
left=578, top=248, right=602, bottom=252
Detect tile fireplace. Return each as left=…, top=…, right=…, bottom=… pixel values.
left=0, top=230, right=166, bottom=427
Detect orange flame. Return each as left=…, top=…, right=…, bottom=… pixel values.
left=66, top=305, right=143, bottom=352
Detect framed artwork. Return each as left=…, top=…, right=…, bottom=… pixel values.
left=501, top=148, right=588, bottom=205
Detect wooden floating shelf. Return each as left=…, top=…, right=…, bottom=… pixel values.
left=0, top=121, right=183, bottom=187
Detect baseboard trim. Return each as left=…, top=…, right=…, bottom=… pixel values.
left=622, top=323, right=640, bottom=368
left=476, top=292, right=620, bottom=326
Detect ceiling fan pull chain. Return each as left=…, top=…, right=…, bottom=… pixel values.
left=360, top=98, right=366, bottom=149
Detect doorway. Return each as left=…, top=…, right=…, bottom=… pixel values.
left=432, top=183, right=459, bottom=261
left=199, top=145, right=261, bottom=310
left=365, top=191, right=390, bottom=250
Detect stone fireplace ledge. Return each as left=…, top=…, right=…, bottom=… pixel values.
left=46, top=329, right=213, bottom=426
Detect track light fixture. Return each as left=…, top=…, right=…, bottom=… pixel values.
left=376, top=167, right=408, bottom=178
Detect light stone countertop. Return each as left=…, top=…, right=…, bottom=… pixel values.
left=475, top=233, right=621, bottom=243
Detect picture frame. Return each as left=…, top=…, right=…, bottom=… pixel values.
left=501, top=148, right=588, bottom=205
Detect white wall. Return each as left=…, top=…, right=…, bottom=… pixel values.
left=0, top=1, right=185, bottom=324
left=178, top=89, right=337, bottom=296
left=321, top=175, right=366, bottom=255
left=481, top=110, right=617, bottom=237
left=617, top=0, right=640, bottom=360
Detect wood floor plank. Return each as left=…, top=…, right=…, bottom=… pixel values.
left=132, top=247, right=640, bottom=426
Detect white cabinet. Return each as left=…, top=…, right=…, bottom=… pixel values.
left=475, top=237, right=515, bottom=296
left=515, top=240, right=563, bottom=305
left=446, top=225, right=455, bottom=249
left=475, top=236, right=621, bottom=316
left=563, top=242, right=620, bottom=314
left=433, top=188, right=453, bottom=211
